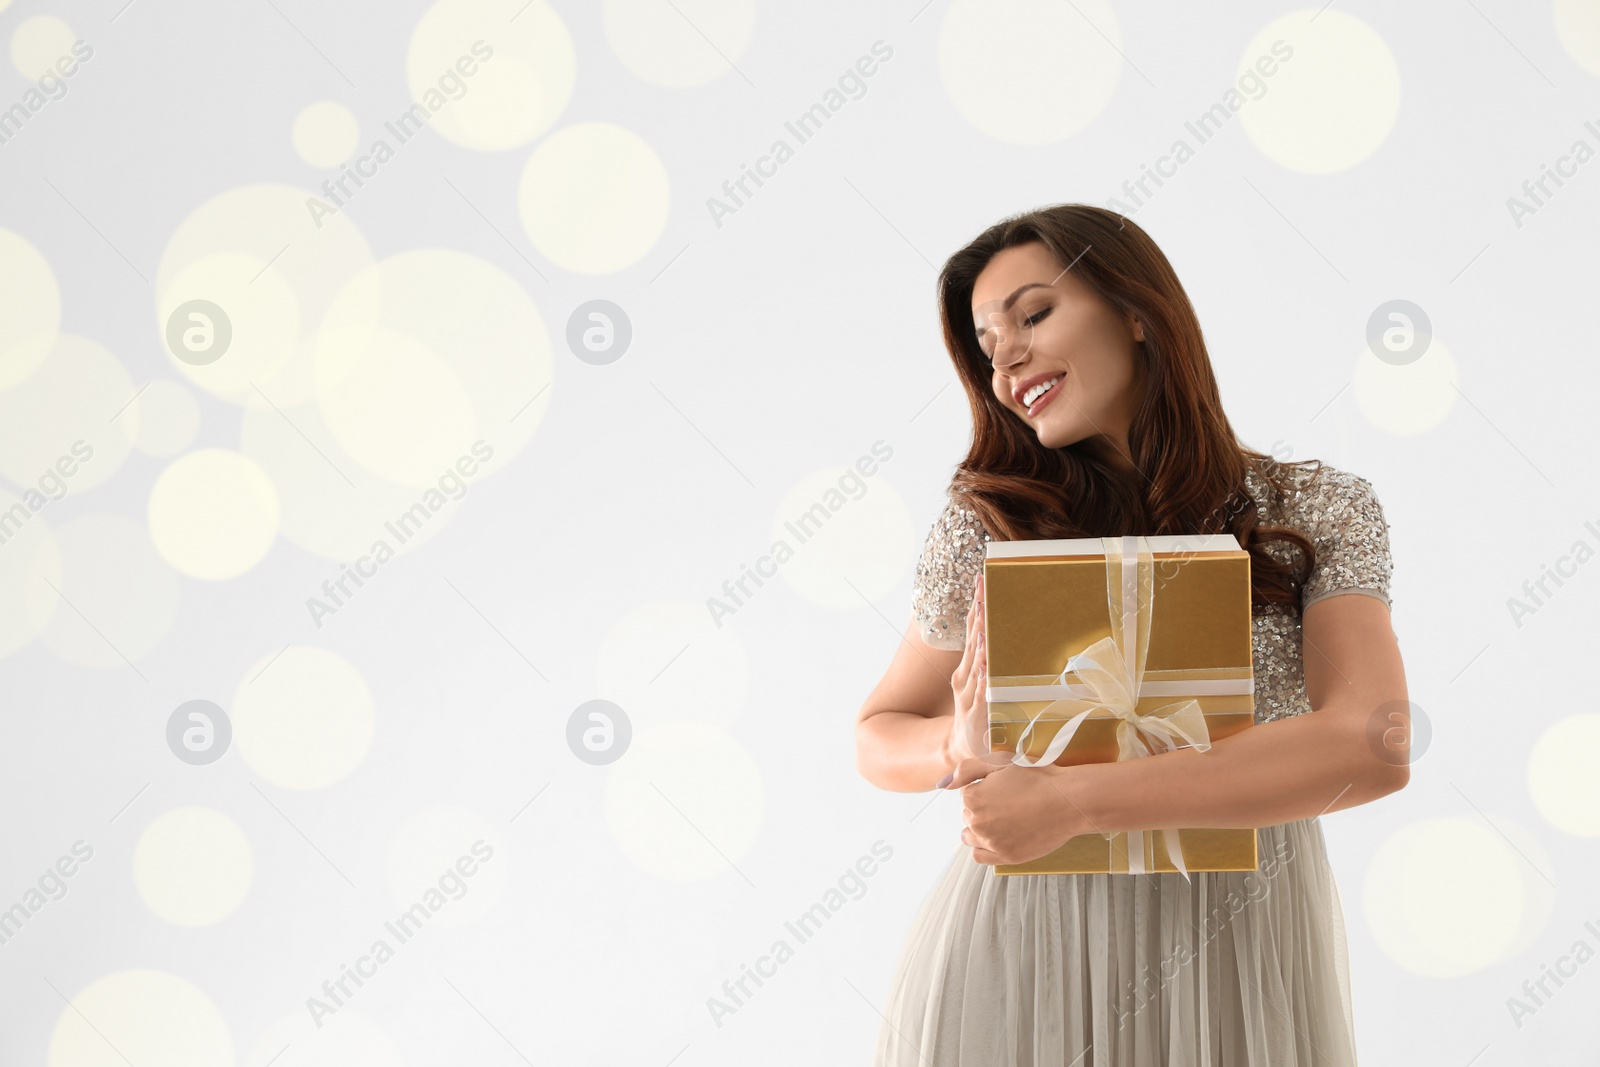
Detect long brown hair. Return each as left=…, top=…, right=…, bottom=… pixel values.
left=939, top=204, right=1316, bottom=611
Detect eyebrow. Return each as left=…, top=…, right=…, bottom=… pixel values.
left=973, top=282, right=1052, bottom=339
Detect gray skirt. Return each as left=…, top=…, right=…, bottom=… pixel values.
left=873, top=817, right=1358, bottom=1066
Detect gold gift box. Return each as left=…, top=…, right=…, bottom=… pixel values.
left=982, top=534, right=1259, bottom=876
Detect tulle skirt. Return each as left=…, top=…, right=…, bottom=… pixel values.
left=873, top=817, right=1358, bottom=1066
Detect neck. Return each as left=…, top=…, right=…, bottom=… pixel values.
left=1083, top=433, right=1137, bottom=476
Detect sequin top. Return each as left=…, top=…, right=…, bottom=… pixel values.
left=909, top=462, right=1394, bottom=725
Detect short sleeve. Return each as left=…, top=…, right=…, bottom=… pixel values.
left=1299, top=468, right=1394, bottom=611
left=910, top=494, right=989, bottom=650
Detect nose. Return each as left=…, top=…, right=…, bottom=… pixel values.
left=985, top=318, right=1034, bottom=371
left=991, top=334, right=1031, bottom=372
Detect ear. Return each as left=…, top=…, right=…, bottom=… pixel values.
left=1129, top=316, right=1146, bottom=344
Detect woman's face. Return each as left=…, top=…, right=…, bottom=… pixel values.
left=970, top=241, right=1145, bottom=457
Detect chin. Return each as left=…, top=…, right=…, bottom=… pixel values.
left=1033, top=422, right=1081, bottom=450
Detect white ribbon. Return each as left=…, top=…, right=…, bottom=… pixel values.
left=989, top=536, right=1249, bottom=880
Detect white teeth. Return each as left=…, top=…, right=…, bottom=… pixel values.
left=1023, top=375, right=1063, bottom=407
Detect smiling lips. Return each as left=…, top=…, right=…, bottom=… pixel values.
left=1016, top=372, right=1065, bottom=416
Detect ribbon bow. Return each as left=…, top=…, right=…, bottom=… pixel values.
left=1004, top=536, right=1215, bottom=880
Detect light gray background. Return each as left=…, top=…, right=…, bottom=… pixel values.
left=1, top=1, right=1597, bottom=1064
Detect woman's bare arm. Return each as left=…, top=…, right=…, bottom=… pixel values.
left=854, top=616, right=964, bottom=792
left=952, top=592, right=1410, bottom=859
left=1069, top=592, right=1409, bottom=830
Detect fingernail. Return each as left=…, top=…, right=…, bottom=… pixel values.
left=935, top=772, right=953, bottom=789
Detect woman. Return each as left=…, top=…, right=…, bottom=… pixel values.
left=855, top=204, right=1409, bottom=1065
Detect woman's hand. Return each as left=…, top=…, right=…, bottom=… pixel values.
left=942, top=571, right=1091, bottom=865
left=944, top=571, right=993, bottom=771
left=949, top=759, right=1092, bottom=866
